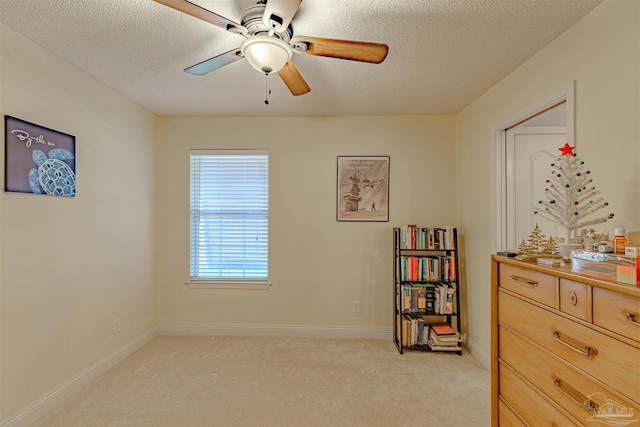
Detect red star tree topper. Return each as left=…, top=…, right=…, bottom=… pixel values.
left=534, top=144, right=614, bottom=243
left=558, top=142, right=575, bottom=155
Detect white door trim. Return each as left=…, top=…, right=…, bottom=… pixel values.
left=491, top=81, right=575, bottom=252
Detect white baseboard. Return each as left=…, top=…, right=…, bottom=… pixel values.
left=0, top=325, right=158, bottom=427
left=466, top=336, right=490, bottom=370
left=159, top=322, right=392, bottom=340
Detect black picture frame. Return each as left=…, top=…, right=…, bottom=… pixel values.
left=4, top=116, right=76, bottom=197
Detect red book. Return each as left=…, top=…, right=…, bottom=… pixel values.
left=431, top=323, right=456, bottom=335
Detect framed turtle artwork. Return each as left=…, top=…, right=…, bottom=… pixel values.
left=4, top=116, right=76, bottom=197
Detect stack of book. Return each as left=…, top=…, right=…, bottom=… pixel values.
left=401, top=284, right=435, bottom=313
left=400, top=284, right=456, bottom=314
left=399, top=225, right=456, bottom=250
left=400, top=315, right=427, bottom=347
left=433, top=284, right=456, bottom=314
left=400, top=255, right=456, bottom=281
left=427, top=323, right=462, bottom=352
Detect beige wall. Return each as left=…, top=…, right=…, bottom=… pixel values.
left=0, top=25, right=158, bottom=419
left=2, top=0, right=638, bottom=421
left=157, top=116, right=457, bottom=328
left=457, top=0, right=640, bottom=359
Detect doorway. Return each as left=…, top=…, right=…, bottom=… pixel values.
left=506, top=121, right=567, bottom=250
left=492, top=82, right=575, bottom=252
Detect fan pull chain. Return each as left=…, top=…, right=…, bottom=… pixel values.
left=264, top=73, right=272, bottom=105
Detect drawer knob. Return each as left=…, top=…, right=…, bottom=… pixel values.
left=626, top=312, right=640, bottom=327
left=509, top=274, right=538, bottom=287
left=553, top=378, right=598, bottom=412
left=552, top=330, right=596, bottom=357
left=569, top=291, right=578, bottom=306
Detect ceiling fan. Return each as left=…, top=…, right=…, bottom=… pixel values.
left=153, top=0, right=389, bottom=97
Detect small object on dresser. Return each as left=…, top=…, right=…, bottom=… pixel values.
left=514, top=253, right=547, bottom=262
left=497, top=251, right=517, bottom=257
left=613, top=228, right=627, bottom=255
left=625, top=247, right=640, bottom=257
left=616, top=256, right=640, bottom=286
left=617, top=264, right=640, bottom=286
left=536, top=257, right=565, bottom=267
left=592, top=242, right=606, bottom=251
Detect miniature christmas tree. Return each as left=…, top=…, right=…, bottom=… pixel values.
left=544, top=236, right=559, bottom=255
left=534, top=143, right=614, bottom=244
left=517, top=239, right=528, bottom=255
left=518, top=224, right=556, bottom=255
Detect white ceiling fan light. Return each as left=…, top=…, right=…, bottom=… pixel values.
left=153, top=0, right=388, bottom=96
left=241, top=35, right=292, bottom=74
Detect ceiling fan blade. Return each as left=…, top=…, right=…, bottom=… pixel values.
left=184, top=49, right=243, bottom=75
left=278, top=61, right=310, bottom=96
left=290, top=36, right=388, bottom=64
left=263, top=0, right=302, bottom=32
left=153, top=0, right=247, bottom=35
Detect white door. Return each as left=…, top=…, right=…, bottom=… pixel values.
left=505, top=126, right=567, bottom=250
left=491, top=83, right=574, bottom=253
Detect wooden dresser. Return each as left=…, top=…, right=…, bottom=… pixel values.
left=491, top=255, right=640, bottom=426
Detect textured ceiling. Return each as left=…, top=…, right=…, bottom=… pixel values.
left=0, top=0, right=603, bottom=117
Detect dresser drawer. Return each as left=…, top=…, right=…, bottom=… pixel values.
left=500, top=326, right=640, bottom=425
left=499, top=362, right=580, bottom=426
left=593, top=287, right=640, bottom=343
left=499, top=290, right=640, bottom=404
left=498, top=400, right=527, bottom=427
left=559, top=279, right=591, bottom=321
left=499, top=263, right=557, bottom=308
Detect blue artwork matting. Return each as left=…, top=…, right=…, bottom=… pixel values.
left=4, top=116, right=76, bottom=197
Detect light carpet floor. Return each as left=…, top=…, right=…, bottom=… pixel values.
left=33, top=336, right=490, bottom=427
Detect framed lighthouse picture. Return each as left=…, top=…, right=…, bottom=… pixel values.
left=337, top=156, right=389, bottom=222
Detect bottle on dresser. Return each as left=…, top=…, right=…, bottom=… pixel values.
left=613, top=228, right=627, bottom=255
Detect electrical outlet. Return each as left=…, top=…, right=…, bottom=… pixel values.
left=353, top=300, right=360, bottom=313
left=113, top=318, right=121, bottom=334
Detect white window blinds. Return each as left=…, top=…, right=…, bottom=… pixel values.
left=190, top=150, right=268, bottom=281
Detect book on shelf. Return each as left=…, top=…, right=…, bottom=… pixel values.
left=401, top=316, right=409, bottom=346
left=445, top=286, right=456, bottom=314
left=401, top=317, right=464, bottom=349
left=429, top=328, right=462, bottom=344
left=400, top=283, right=458, bottom=315
left=417, top=288, right=427, bottom=310
left=431, top=323, right=456, bottom=335
left=399, top=225, right=456, bottom=251
left=401, top=284, right=435, bottom=313
left=402, top=315, right=427, bottom=346
left=432, top=284, right=456, bottom=315
left=425, top=287, right=435, bottom=311
left=400, top=255, right=456, bottom=282
left=417, top=317, right=425, bottom=346
left=427, top=342, right=462, bottom=352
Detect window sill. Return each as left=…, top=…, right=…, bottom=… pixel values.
left=185, top=280, right=271, bottom=290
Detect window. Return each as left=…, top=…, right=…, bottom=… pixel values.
left=189, top=150, right=268, bottom=288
